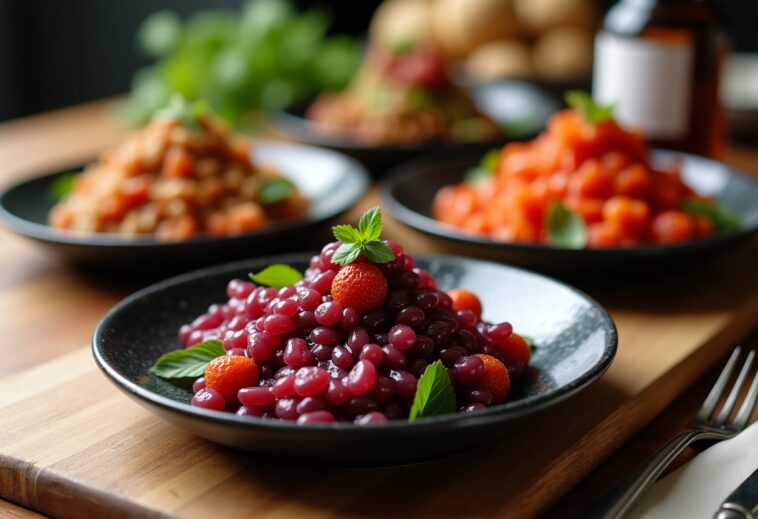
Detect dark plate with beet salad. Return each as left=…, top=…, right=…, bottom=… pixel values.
left=92, top=209, right=617, bottom=464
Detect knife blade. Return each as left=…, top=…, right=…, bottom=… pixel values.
left=714, top=467, right=758, bottom=519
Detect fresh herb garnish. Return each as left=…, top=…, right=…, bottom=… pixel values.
left=546, top=202, right=588, bottom=249
left=331, top=207, right=395, bottom=266
left=149, top=340, right=226, bottom=379
left=683, top=199, right=741, bottom=232
left=257, top=178, right=296, bottom=205
left=250, top=264, right=303, bottom=289
left=565, top=91, right=615, bottom=124
left=522, top=335, right=537, bottom=353
left=155, top=94, right=207, bottom=132
left=49, top=172, right=76, bottom=201
left=409, top=360, right=456, bottom=420
left=465, top=149, right=501, bottom=184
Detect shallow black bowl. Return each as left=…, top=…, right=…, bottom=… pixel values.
left=92, top=253, right=617, bottom=465
left=0, top=140, right=370, bottom=269
left=272, top=81, right=560, bottom=175
left=381, top=151, right=758, bottom=275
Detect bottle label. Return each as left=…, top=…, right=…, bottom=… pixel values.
left=593, top=31, right=694, bottom=139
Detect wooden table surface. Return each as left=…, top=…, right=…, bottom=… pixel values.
left=1, top=100, right=757, bottom=518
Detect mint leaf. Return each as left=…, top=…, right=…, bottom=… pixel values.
left=149, top=340, right=225, bottom=379
left=250, top=264, right=303, bottom=289
left=363, top=241, right=395, bottom=264
left=332, top=243, right=362, bottom=265
left=409, top=360, right=456, bottom=420
left=332, top=224, right=362, bottom=244
left=331, top=207, right=396, bottom=266
left=683, top=199, right=741, bottom=232
left=257, top=179, right=296, bottom=205
left=358, top=206, right=383, bottom=241
left=50, top=172, right=76, bottom=201
left=565, top=91, right=614, bottom=124
left=546, top=202, right=587, bottom=249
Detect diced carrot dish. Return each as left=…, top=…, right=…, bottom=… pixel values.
left=49, top=99, right=307, bottom=242
left=433, top=104, right=726, bottom=248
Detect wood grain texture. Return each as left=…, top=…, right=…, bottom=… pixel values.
left=0, top=249, right=756, bottom=519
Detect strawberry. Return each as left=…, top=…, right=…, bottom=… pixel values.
left=495, top=333, right=531, bottom=382
left=204, top=355, right=259, bottom=402
left=475, top=354, right=510, bottom=404
left=331, top=263, right=389, bottom=312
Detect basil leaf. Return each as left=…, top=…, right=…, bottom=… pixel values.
left=250, top=264, right=303, bottom=289
left=409, top=360, right=456, bottom=420
left=546, top=202, right=588, bottom=249
left=256, top=179, right=296, bottom=205
left=683, top=199, right=741, bottom=232
left=332, top=224, right=362, bottom=244
left=564, top=91, right=614, bottom=124
left=50, top=172, right=76, bottom=201
left=149, top=340, right=226, bottom=379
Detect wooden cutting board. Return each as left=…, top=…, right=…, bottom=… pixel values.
left=1, top=246, right=757, bottom=519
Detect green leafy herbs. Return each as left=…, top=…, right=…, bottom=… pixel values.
left=465, top=149, right=500, bottom=184
left=564, top=91, right=615, bottom=124
left=683, top=199, right=741, bottom=232
left=545, top=202, right=588, bottom=249
left=250, top=264, right=303, bottom=289
left=256, top=178, right=296, bottom=205
left=331, top=207, right=395, bottom=266
left=149, top=340, right=225, bottom=379
left=121, top=0, right=361, bottom=127
left=49, top=172, right=76, bottom=201
left=409, top=360, right=456, bottom=420
left=155, top=94, right=207, bottom=132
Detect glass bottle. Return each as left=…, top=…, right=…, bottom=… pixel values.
left=592, top=0, right=724, bottom=158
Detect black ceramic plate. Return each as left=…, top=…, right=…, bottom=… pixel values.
left=92, top=253, right=617, bottom=465
left=0, top=140, right=370, bottom=269
left=272, top=81, right=561, bottom=174
left=381, top=151, right=758, bottom=275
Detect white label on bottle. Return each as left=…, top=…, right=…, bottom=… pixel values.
left=593, top=31, right=694, bottom=139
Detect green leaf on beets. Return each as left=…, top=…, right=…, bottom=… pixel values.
left=332, top=243, right=362, bottom=265
left=682, top=199, right=741, bottom=232
left=250, top=264, right=303, bottom=289
left=362, top=240, right=395, bottom=263
left=564, top=90, right=615, bottom=124
left=546, top=202, right=588, bottom=249
left=257, top=178, right=296, bottom=205
left=332, top=224, right=363, bottom=244
left=409, top=360, right=456, bottom=420
left=357, top=206, right=383, bottom=242
left=49, top=172, right=77, bottom=201
left=149, top=340, right=226, bottom=379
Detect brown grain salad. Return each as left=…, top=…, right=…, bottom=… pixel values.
left=49, top=110, right=307, bottom=242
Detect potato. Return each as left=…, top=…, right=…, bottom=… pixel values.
left=514, top=0, right=596, bottom=34
left=465, top=39, right=534, bottom=80
left=431, top=0, right=521, bottom=59
left=370, top=0, right=435, bottom=50
left=532, top=27, right=594, bottom=80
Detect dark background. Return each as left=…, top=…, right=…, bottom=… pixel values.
left=0, top=0, right=755, bottom=122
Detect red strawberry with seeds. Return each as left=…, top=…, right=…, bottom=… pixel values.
left=331, top=263, right=388, bottom=312
left=205, top=355, right=259, bottom=402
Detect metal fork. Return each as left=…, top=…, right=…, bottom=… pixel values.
left=585, top=347, right=758, bottom=519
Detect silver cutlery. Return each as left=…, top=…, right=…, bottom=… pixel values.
left=714, top=467, right=758, bottom=519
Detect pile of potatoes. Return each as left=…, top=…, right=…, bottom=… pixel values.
left=370, top=0, right=598, bottom=82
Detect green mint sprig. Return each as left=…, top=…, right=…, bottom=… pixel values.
left=149, top=340, right=226, bottom=379
left=545, top=202, right=588, bottom=249
left=409, top=360, right=456, bottom=420
left=331, top=207, right=396, bottom=266
left=250, top=264, right=303, bottom=289
left=565, top=91, right=615, bottom=124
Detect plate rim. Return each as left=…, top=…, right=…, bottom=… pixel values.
left=91, top=252, right=618, bottom=434
left=0, top=140, right=371, bottom=250
left=379, top=150, right=758, bottom=256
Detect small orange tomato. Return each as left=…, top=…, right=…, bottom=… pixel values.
left=447, top=289, right=483, bottom=319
